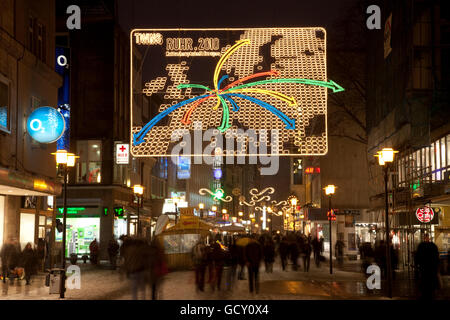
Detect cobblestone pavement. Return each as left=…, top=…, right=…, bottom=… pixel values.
left=1, top=259, right=448, bottom=300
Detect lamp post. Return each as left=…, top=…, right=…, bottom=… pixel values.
left=133, top=185, right=144, bottom=236
left=267, top=207, right=273, bottom=233
left=290, top=197, right=298, bottom=232
left=324, top=184, right=336, bottom=275
left=375, top=147, right=398, bottom=298
left=51, top=150, right=78, bottom=299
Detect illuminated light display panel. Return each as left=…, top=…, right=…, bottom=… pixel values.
left=131, top=28, right=341, bottom=157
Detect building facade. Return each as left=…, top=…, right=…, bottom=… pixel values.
left=55, top=0, right=155, bottom=260
left=0, top=0, right=61, bottom=260
left=366, top=0, right=450, bottom=270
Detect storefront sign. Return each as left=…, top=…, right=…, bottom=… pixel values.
left=115, top=143, right=129, bottom=164
left=56, top=206, right=100, bottom=216
left=415, top=207, right=434, bottom=223
left=27, top=107, right=66, bottom=143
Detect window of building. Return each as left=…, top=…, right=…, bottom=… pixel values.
left=0, top=76, right=10, bottom=132
left=26, top=15, right=46, bottom=63
left=292, top=158, right=303, bottom=185
left=36, top=22, right=46, bottom=62
left=27, top=15, right=35, bottom=53
left=396, top=134, right=450, bottom=187
left=76, top=140, right=102, bottom=183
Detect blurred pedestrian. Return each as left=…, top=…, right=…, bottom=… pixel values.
left=211, top=240, right=226, bottom=291
left=1, top=238, right=19, bottom=282
left=21, top=243, right=36, bottom=285
left=335, top=240, right=345, bottom=268
left=312, top=236, right=321, bottom=267
left=148, top=239, right=167, bottom=300
left=192, top=238, right=207, bottom=292
left=415, top=234, right=440, bottom=300
left=289, top=240, right=299, bottom=271
left=124, top=238, right=149, bottom=299
left=36, top=238, right=46, bottom=272
left=279, top=236, right=289, bottom=271
left=89, top=238, right=99, bottom=265
left=375, top=240, right=387, bottom=278
left=263, top=238, right=275, bottom=273
left=302, top=236, right=312, bottom=272
left=245, top=239, right=263, bottom=293
left=226, top=240, right=238, bottom=290
left=237, top=241, right=247, bottom=280
left=108, top=237, right=120, bottom=269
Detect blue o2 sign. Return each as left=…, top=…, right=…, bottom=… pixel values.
left=27, top=107, right=66, bottom=143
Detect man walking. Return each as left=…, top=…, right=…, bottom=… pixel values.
left=245, top=239, right=263, bottom=294
left=415, top=234, right=440, bottom=300
left=191, top=239, right=207, bottom=292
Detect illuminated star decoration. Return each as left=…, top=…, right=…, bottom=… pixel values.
left=199, top=187, right=232, bottom=203
left=133, top=39, right=344, bottom=146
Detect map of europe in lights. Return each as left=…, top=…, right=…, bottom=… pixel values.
left=130, top=28, right=343, bottom=157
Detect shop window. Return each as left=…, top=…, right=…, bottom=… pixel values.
left=292, top=158, right=303, bottom=185
left=55, top=217, right=99, bottom=257
left=76, top=140, right=102, bottom=183
left=0, top=76, right=10, bottom=132
left=20, top=213, right=35, bottom=249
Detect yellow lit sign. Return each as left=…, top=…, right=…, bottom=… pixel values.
left=131, top=28, right=339, bottom=157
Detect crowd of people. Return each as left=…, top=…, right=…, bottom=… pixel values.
left=0, top=237, right=47, bottom=285
left=0, top=230, right=444, bottom=300
left=118, top=236, right=168, bottom=300
left=191, top=232, right=326, bottom=294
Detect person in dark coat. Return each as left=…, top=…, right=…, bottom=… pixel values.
left=375, top=240, right=387, bottom=278
left=335, top=240, right=345, bottom=268
left=1, top=238, right=19, bottom=282
left=415, top=234, right=440, bottom=300
left=191, top=239, right=207, bottom=292
left=124, top=238, right=149, bottom=299
left=289, top=241, right=300, bottom=271
left=211, top=241, right=226, bottom=291
left=302, top=236, right=312, bottom=272
left=36, top=238, right=46, bottom=272
left=21, top=243, right=36, bottom=285
left=244, top=240, right=263, bottom=293
left=108, top=237, right=120, bottom=269
left=279, top=237, right=289, bottom=271
left=312, top=236, right=322, bottom=267
left=237, top=241, right=247, bottom=280
left=227, top=241, right=239, bottom=290
left=263, top=239, right=275, bottom=273
left=89, top=238, right=99, bottom=265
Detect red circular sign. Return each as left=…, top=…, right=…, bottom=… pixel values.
left=415, top=207, right=434, bottom=223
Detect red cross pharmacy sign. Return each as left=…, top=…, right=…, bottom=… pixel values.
left=415, top=207, right=434, bottom=223
left=116, top=143, right=129, bottom=164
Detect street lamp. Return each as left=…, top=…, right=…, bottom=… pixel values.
left=290, top=197, right=298, bottom=232
left=324, top=184, right=336, bottom=275
left=375, top=147, right=398, bottom=298
left=51, top=150, right=78, bottom=299
left=133, top=185, right=144, bottom=236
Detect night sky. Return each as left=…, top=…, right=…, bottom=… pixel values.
left=118, top=0, right=359, bottom=32
left=119, top=0, right=362, bottom=199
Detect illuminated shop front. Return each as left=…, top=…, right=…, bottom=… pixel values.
left=56, top=206, right=100, bottom=257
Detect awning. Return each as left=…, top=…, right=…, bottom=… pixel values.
left=0, top=166, right=62, bottom=196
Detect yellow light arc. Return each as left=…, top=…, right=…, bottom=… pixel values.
left=212, top=39, right=251, bottom=110
left=227, top=88, right=297, bottom=106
